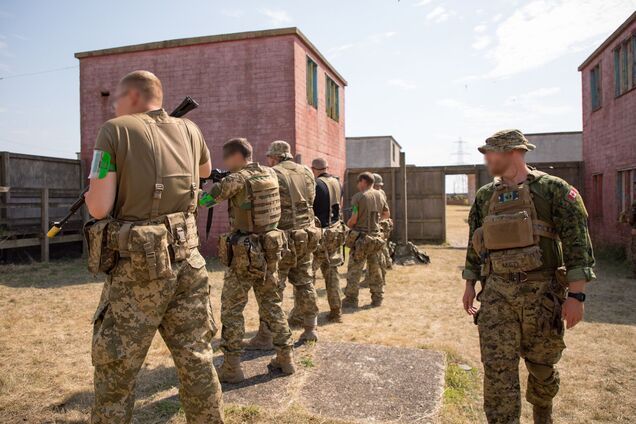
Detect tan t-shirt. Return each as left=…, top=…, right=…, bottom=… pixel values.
left=351, top=188, right=388, bottom=234
left=94, top=109, right=210, bottom=221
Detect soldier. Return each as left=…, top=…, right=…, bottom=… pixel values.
left=343, top=172, right=390, bottom=308
left=373, top=173, right=394, bottom=273
left=199, top=138, right=295, bottom=383
left=84, top=70, right=224, bottom=423
left=245, top=141, right=321, bottom=348
left=310, top=157, right=345, bottom=323
left=462, top=129, right=595, bottom=424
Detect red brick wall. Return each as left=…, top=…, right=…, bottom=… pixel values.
left=580, top=18, right=636, bottom=251
left=78, top=33, right=346, bottom=256
left=292, top=40, right=346, bottom=181
left=79, top=35, right=298, bottom=255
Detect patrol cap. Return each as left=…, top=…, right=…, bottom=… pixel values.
left=478, top=129, right=536, bottom=154
left=311, top=157, right=328, bottom=170
left=266, top=140, right=293, bottom=159
left=373, top=173, right=384, bottom=186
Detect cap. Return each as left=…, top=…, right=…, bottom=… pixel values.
left=266, top=140, right=292, bottom=159
left=311, top=157, right=328, bottom=169
left=373, top=173, right=384, bottom=186
left=478, top=129, right=536, bottom=154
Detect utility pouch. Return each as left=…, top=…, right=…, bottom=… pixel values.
left=127, top=224, right=174, bottom=281
left=262, top=229, right=286, bottom=262
left=489, top=245, right=543, bottom=274
left=322, top=226, right=339, bottom=254
left=483, top=211, right=534, bottom=250
left=305, top=226, right=322, bottom=253
left=291, top=229, right=309, bottom=258
left=218, top=233, right=233, bottom=267
left=345, top=229, right=361, bottom=249
left=165, top=212, right=190, bottom=262
left=353, top=235, right=369, bottom=260
left=84, top=219, right=117, bottom=275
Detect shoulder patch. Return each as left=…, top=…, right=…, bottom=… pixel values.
left=567, top=187, right=579, bottom=202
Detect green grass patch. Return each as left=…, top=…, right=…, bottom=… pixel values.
left=300, top=355, right=315, bottom=368
left=225, top=405, right=262, bottom=422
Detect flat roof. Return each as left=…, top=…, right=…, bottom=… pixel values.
left=578, top=11, right=636, bottom=71
left=346, top=135, right=402, bottom=149
left=75, top=27, right=347, bottom=86
left=525, top=131, right=582, bottom=137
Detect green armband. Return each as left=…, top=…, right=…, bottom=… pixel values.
left=199, top=192, right=217, bottom=208
left=352, top=205, right=359, bottom=214
left=89, top=150, right=116, bottom=179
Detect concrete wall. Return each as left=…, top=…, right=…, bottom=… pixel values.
left=77, top=31, right=346, bottom=255
left=580, top=15, right=636, bottom=251
left=346, top=136, right=400, bottom=168
left=525, top=132, right=582, bottom=163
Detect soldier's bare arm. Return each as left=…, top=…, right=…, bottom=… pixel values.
left=347, top=207, right=358, bottom=228
left=85, top=123, right=118, bottom=219
left=200, top=159, right=212, bottom=179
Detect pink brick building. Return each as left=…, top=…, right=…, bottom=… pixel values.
left=75, top=28, right=347, bottom=255
left=579, top=12, right=636, bottom=255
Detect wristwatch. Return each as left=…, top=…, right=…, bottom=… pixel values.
left=568, top=292, right=586, bottom=302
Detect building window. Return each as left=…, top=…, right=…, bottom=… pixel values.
left=325, top=76, right=339, bottom=121
left=306, top=57, right=318, bottom=108
left=591, top=173, right=604, bottom=218
left=590, top=63, right=602, bottom=110
left=392, top=143, right=396, bottom=162
left=617, top=168, right=636, bottom=219
left=613, top=35, right=636, bottom=97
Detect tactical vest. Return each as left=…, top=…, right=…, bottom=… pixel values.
left=275, top=160, right=315, bottom=230
left=477, top=172, right=560, bottom=275
left=318, top=174, right=342, bottom=225
left=229, top=163, right=281, bottom=234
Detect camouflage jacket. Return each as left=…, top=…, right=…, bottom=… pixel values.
left=462, top=169, right=596, bottom=283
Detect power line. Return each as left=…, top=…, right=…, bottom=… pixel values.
left=0, top=65, right=78, bottom=81
left=451, top=138, right=468, bottom=165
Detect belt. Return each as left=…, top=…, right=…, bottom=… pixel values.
left=493, top=269, right=555, bottom=283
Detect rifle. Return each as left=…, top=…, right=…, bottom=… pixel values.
left=200, top=168, right=230, bottom=239
left=47, top=96, right=200, bottom=238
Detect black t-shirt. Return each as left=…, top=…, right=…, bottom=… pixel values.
left=313, top=173, right=340, bottom=227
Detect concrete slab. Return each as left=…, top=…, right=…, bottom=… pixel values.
left=215, top=342, right=445, bottom=423
left=299, top=342, right=445, bottom=423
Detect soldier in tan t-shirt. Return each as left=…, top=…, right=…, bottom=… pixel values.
left=343, top=172, right=389, bottom=309
left=84, top=70, right=224, bottom=424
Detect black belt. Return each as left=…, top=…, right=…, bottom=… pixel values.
left=493, top=270, right=555, bottom=283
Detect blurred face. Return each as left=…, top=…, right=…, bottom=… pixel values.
left=266, top=156, right=277, bottom=167
left=223, top=151, right=248, bottom=172
left=484, top=151, right=514, bottom=176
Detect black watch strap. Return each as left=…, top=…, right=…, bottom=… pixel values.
left=568, top=292, right=586, bottom=302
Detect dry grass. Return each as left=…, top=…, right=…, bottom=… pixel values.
left=1, top=207, right=635, bottom=423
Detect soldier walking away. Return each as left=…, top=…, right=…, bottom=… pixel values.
left=84, top=71, right=224, bottom=423
left=461, top=129, right=596, bottom=424
left=245, top=141, right=321, bottom=349
left=199, top=138, right=295, bottom=383
left=343, top=172, right=390, bottom=308
left=310, top=157, right=346, bottom=323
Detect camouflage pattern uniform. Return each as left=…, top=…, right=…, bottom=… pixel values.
left=200, top=162, right=293, bottom=359
left=374, top=174, right=393, bottom=276
left=89, top=110, right=224, bottom=423
left=344, top=187, right=389, bottom=307
left=464, top=129, right=596, bottom=424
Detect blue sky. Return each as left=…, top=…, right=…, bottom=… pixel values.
left=0, top=0, right=634, bottom=165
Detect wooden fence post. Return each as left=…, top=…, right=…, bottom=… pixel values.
left=399, top=152, right=408, bottom=243
left=40, top=187, right=49, bottom=262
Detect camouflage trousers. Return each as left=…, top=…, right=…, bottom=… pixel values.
left=221, top=254, right=293, bottom=354
left=312, top=243, right=343, bottom=311
left=345, top=247, right=384, bottom=302
left=91, top=249, right=224, bottom=424
left=278, top=240, right=319, bottom=323
left=476, top=274, right=565, bottom=424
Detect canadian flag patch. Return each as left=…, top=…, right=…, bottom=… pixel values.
left=567, top=188, right=579, bottom=202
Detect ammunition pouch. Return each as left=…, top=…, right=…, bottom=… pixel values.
left=322, top=222, right=346, bottom=254
left=489, top=245, right=543, bottom=274
left=261, top=229, right=286, bottom=260
left=84, top=219, right=117, bottom=275
left=232, top=234, right=267, bottom=280
left=352, top=233, right=385, bottom=261
left=305, top=225, right=322, bottom=253
left=127, top=224, right=174, bottom=281
left=483, top=211, right=534, bottom=250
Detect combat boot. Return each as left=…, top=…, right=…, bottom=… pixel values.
left=533, top=404, right=553, bottom=424
left=327, top=308, right=343, bottom=323
left=244, top=322, right=273, bottom=351
left=217, top=353, right=245, bottom=384
left=269, top=347, right=296, bottom=375
left=371, top=296, right=383, bottom=308
left=298, top=317, right=319, bottom=343
left=342, top=296, right=359, bottom=309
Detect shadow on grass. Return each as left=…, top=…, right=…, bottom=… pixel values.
left=0, top=258, right=102, bottom=289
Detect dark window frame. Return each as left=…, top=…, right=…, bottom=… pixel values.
left=590, top=63, right=602, bottom=111
left=306, top=56, right=318, bottom=108
left=613, top=34, right=636, bottom=98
